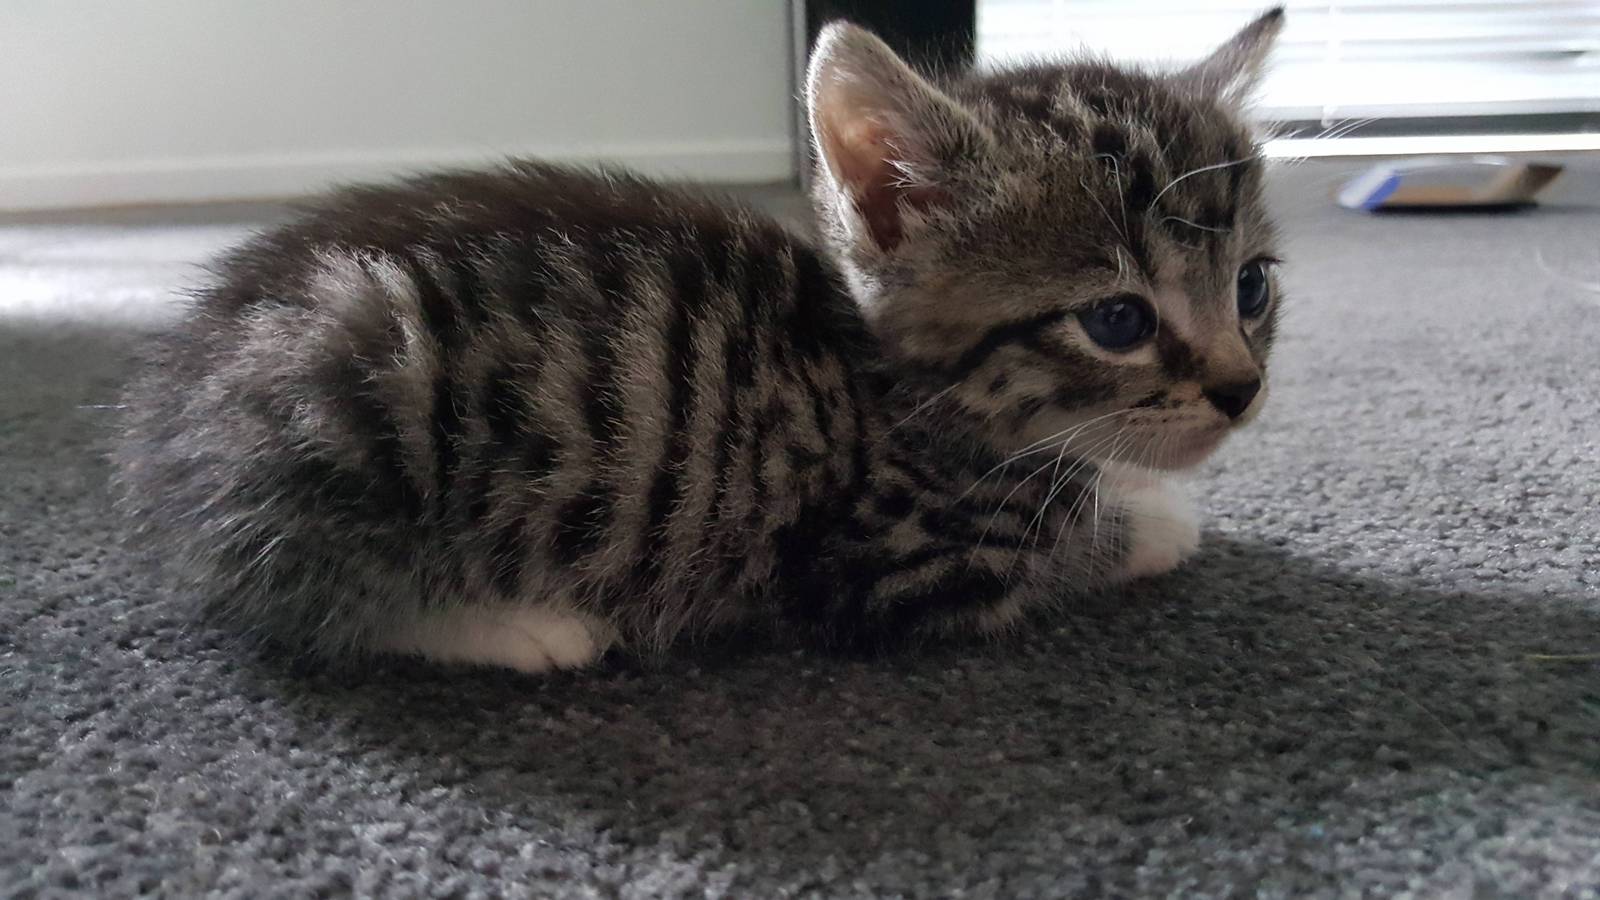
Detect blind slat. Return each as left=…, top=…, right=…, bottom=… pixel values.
left=977, top=0, right=1600, bottom=121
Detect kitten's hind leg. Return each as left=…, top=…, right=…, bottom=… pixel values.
left=377, top=605, right=616, bottom=674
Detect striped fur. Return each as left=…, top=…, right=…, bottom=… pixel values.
left=113, top=13, right=1285, bottom=670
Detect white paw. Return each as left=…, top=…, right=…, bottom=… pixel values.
left=379, top=605, right=615, bottom=674
left=1112, top=479, right=1201, bottom=582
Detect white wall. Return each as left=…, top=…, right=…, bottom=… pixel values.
left=0, top=1, right=797, bottom=210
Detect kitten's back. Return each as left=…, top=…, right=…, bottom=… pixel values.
left=114, top=162, right=868, bottom=659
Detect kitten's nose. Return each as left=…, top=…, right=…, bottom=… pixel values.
left=1203, top=379, right=1261, bottom=420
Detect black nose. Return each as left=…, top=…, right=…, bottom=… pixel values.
left=1203, top=379, right=1261, bottom=420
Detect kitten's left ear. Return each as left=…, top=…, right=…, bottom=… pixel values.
left=1187, top=7, right=1285, bottom=103
left=806, top=22, right=991, bottom=254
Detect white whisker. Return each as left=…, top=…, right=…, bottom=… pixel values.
left=1151, top=157, right=1254, bottom=209
left=883, top=383, right=959, bottom=435
left=1534, top=246, right=1600, bottom=307
left=958, top=407, right=1135, bottom=501
left=1048, top=430, right=1133, bottom=573
left=1094, top=152, right=1132, bottom=236
left=1080, top=174, right=1128, bottom=245
left=1161, top=215, right=1231, bottom=234
left=1005, top=428, right=1127, bottom=576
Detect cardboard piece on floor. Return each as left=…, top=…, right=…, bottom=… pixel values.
left=1336, top=156, right=1564, bottom=211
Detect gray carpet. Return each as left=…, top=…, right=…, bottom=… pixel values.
left=4, top=161, right=1600, bottom=898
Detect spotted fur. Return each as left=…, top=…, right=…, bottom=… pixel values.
left=113, top=11, right=1286, bottom=671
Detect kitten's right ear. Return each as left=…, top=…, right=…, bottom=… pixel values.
left=1187, top=7, right=1285, bottom=104
left=806, top=22, right=990, bottom=254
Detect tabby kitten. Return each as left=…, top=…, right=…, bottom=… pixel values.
left=114, top=11, right=1285, bottom=673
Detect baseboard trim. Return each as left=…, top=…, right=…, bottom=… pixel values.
left=0, top=139, right=797, bottom=211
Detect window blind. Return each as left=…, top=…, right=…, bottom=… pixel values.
left=976, top=0, right=1600, bottom=124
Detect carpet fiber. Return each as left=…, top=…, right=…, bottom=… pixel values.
left=4, top=162, right=1600, bottom=897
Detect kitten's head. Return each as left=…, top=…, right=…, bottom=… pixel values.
left=807, top=9, right=1285, bottom=470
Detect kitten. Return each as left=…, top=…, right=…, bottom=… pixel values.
left=113, top=10, right=1285, bottom=673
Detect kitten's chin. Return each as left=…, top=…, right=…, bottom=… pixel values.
left=1131, top=426, right=1231, bottom=471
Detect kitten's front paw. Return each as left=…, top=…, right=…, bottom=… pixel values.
left=1111, top=480, right=1201, bottom=582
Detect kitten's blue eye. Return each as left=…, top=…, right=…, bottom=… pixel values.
left=1078, top=295, right=1155, bottom=351
left=1237, top=259, right=1271, bottom=319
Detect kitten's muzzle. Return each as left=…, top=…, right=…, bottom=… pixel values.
left=1202, top=379, right=1261, bottom=420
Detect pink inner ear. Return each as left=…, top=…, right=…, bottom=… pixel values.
left=821, top=116, right=947, bottom=253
